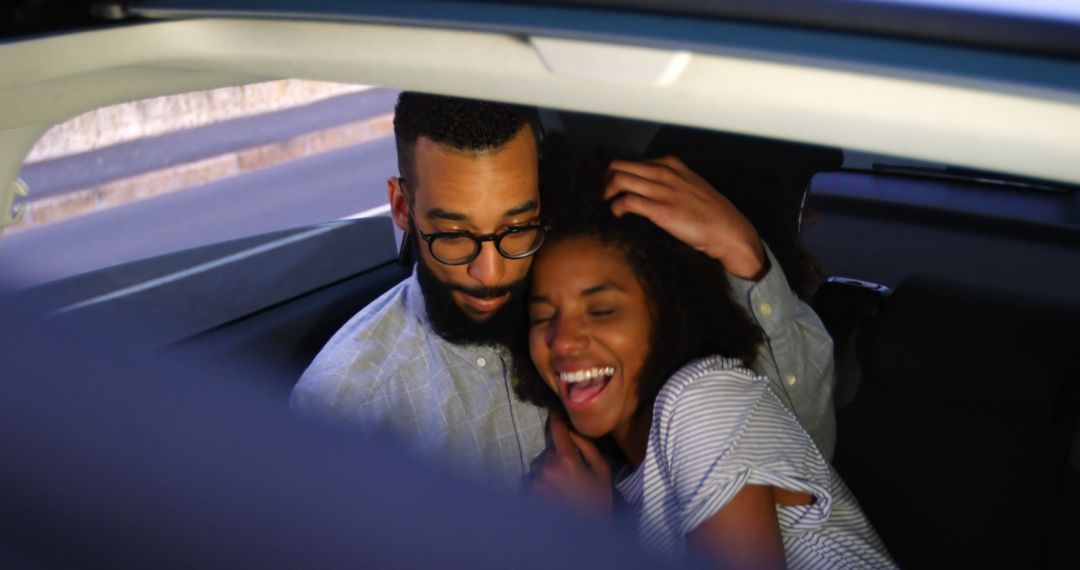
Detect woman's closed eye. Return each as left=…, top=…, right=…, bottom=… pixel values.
left=588, top=307, right=616, bottom=318
left=530, top=312, right=554, bottom=325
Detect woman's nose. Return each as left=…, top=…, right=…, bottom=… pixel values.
left=549, top=316, right=588, bottom=354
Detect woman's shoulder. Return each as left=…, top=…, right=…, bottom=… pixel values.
left=647, top=357, right=830, bottom=508
left=655, top=356, right=767, bottom=411
left=651, top=357, right=770, bottom=448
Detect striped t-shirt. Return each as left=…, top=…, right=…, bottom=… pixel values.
left=616, top=356, right=894, bottom=568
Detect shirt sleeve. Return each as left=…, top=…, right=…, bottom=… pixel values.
left=726, top=243, right=837, bottom=459
left=654, top=367, right=833, bottom=538
left=290, top=356, right=393, bottom=429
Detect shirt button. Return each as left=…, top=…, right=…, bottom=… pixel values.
left=758, top=302, right=773, bottom=316
left=785, top=374, right=797, bottom=386
left=476, top=357, right=487, bottom=367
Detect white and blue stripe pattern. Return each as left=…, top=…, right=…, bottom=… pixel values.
left=616, top=356, right=894, bottom=568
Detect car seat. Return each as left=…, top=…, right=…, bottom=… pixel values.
left=832, top=275, right=1080, bottom=568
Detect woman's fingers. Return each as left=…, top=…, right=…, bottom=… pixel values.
left=549, top=415, right=605, bottom=477
left=546, top=413, right=609, bottom=483
left=608, top=190, right=670, bottom=222
left=604, top=167, right=677, bottom=203
left=548, top=411, right=577, bottom=458
left=608, top=157, right=687, bottom=186
left=567, top=430, right=610, bottom=478
left=532, top=421, right=615, bottom=519
left=645, top=155, right=711, bottom=188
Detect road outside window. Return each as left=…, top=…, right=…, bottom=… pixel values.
left=0, top=80, right=399, bottom=290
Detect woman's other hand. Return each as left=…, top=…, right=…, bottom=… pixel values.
left=530, top=412, right=613, bottom=519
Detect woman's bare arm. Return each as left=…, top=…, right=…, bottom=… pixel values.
left=686, top=484, right=800, bottom=570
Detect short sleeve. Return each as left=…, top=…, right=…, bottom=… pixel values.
left=652, top=360, right=834, bottom=537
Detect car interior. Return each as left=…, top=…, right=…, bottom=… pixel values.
left=3, top=7, right=1079, bottom=569
left=15, top=105, right=1079, bottom=568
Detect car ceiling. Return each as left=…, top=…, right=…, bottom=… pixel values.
left=7, top=0, right=1080, bottom=59
left=0, top=2, right=1079, bottom=207
left=123, top=0, right=1080, bottom=59
left=483, top=0, right=1080, bottom=59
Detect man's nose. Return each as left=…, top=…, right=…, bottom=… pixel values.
left=466, top=242, right=506, bottom=288
left=549, top=316, right=589, bottom=355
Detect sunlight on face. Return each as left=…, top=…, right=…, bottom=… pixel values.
left=527, top=236, right=652, bottom=439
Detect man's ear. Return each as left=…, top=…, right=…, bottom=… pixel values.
left=387, top=177, right=410, bottom=232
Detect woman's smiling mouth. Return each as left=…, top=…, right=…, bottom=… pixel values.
left=557, top=366, right=616, bottom=407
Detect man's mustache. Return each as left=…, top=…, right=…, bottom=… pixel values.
left=450, top=280, right=525, bottom=300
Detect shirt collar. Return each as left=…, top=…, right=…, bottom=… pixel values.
left=403, top=267, right=430, bottom=326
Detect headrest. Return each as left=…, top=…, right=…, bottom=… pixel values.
left=866, top=275, right=1080, bottom=425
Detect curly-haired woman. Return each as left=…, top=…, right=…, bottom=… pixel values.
left=514, top=147, right=894, bottom=569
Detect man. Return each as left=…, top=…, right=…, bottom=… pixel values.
left=291, top=93, right=835, bottom=486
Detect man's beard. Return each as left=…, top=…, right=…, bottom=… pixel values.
left=415, top=255, right=529, bottom=349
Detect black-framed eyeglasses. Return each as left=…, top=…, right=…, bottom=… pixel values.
left=399, top=178, right=549, bottom=266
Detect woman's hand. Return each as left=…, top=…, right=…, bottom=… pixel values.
left=530, top=412, right=613, bottom=519
left=604, top=156, right=766, bottom=280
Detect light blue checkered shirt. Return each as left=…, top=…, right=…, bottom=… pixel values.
left=291, top=271, right=548, bottom=486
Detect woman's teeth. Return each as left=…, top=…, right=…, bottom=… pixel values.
left=558, top=366, right=616, bottom=383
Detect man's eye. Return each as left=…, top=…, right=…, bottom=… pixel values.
left=529, top=314, right=553, bottom=325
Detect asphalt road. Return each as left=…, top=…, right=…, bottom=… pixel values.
left=20, top=88, right=399, bottom=198
left=0, top=137, right=396, bottom=289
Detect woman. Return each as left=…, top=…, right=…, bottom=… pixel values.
left=513, top=152, right=894, bottom=569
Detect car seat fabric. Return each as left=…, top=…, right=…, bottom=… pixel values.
left=833, top=275, right=1080, bottom=568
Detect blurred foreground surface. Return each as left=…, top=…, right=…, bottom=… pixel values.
left=0, top=289, right=690, bottom=569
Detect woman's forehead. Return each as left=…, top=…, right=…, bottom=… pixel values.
left=533, top=237, right=637, bottom=291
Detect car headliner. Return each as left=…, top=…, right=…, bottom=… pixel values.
left=0, top=0, right=1079, bottom=228
left=11, top=0, right=1079, bottom=57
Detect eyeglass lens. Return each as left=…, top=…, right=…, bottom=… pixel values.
left=430, top=228, right=544, bottom=264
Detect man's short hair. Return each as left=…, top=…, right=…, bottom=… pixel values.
left=393, top=92, right=540, bottom=201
